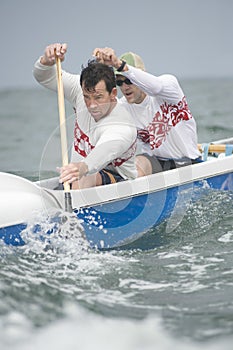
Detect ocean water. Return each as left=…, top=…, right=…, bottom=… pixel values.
left=0, top=79, right=233, bottom=350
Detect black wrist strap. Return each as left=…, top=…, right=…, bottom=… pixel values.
left=117, top=60, right=126, bottom=72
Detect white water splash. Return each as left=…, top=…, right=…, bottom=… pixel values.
left=21, top=209, right=90, bottom=254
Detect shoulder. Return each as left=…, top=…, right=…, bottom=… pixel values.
left=62, top=71, right=80, bottom=87
left=98, top=103, right=136, bottom=132
left=62, top=72, right=83, bottom=105
left=114, top=102, right=135, bottom=120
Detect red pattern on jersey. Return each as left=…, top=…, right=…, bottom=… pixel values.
left=73, top=120, right=136, bottom=166
left=111, top=138, right=137, bottom=167
left=74, top=120, right=94, bottom=157
left=137, top=96, right=192, bottom=150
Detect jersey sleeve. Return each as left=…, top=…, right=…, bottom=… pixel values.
left=123, top=66, right=184, bottom=103
left=33, top=58, right=82, bottom=106
left=84, top=123, right=136, bottom=174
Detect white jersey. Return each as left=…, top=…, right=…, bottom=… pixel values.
left=33, top=60, right=138, bottom=179
left=119, top=66, right=200, bottom=160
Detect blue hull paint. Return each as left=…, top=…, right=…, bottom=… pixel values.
left=0, top=223, right=27, bottom=246
left=74, top=172, right=232, bottom=248
left=1, top=172, right=231, bottom=250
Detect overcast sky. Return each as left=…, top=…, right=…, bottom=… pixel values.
left=0, top=0, right=232, bottom=89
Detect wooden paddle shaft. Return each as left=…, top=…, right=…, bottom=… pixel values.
left=55, top=56, right=70, bottom=193
left=198, top=144, right=231, bottom=153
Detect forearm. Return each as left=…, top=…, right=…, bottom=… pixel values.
left=59, top=140, right=127, bottom=184
left=123, top=65, right=163, bottom=96
left=84, top=140, right=126, bottom=174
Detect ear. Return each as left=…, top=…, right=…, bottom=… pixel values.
left=110, top=87, right=118, bottom=100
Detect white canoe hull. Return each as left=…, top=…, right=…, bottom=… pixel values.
left=0, top=138, right=233, bottom=249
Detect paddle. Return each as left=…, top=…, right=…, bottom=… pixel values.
left=198, top=144, right=233, bottom=153
left=55, top=55, right=73, bottom=213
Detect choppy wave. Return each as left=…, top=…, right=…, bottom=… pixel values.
left=0, top=190, right=233, bottom=349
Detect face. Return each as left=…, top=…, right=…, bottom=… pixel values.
left=82, top=80, right=117, bottom=122
left=116, top=76, right=146, bottom=104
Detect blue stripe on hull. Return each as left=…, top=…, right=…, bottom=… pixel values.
left=0, top=223, right=26, bottom=246
left=0, top=172, right=232, bottom=249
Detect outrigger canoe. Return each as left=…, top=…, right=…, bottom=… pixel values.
left=0, top=137, right=232, bottom=250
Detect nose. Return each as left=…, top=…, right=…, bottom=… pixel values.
left=86, top=98, right=98, bottom=109
left=121, top=82, right=130, bottom=90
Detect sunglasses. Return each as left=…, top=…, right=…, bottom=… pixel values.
left=116, top=78, right=132, bottom=87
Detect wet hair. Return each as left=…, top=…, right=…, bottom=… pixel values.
left=80, top=61, right=116, bottom=94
